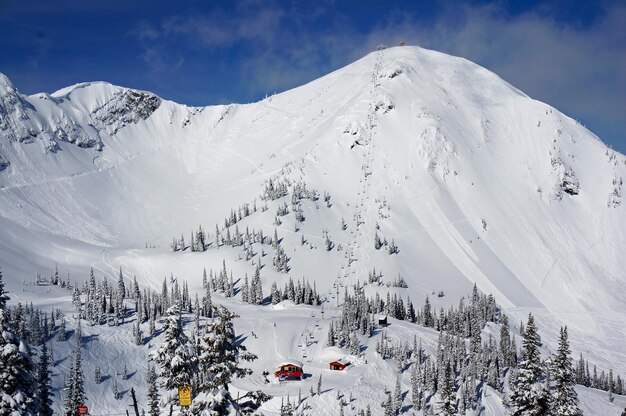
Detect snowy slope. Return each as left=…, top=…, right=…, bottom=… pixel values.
left=0, top=46, right=625, bottom=414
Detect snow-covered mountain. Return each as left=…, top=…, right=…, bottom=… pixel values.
left=0, top=46, right=625, bottom=414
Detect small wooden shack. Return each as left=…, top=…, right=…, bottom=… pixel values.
left=377, top=314, right=388, bottom=327
left=275, top=359, right=304, bottom=380
left=329, top=358, right=350, bottom=371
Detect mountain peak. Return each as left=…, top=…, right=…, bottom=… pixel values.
left=51, top=80, right=120, bottom=99
left=0, top=73, right=19, bottom=98
left=0, top=72, right=15, bottom=89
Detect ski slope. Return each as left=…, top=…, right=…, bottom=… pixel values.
left=1, top=45, right=625, bottom=414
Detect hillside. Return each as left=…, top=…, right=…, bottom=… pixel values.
left=0, top=46, right=624, bottom=414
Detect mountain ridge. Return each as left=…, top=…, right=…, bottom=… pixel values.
left=0, top=45, right=625, bottom=380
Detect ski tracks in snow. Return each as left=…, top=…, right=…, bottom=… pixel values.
left=338, top=50, right=383, bottom=289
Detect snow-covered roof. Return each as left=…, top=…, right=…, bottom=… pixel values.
left=279, top=359, right=304, bottom=368
left=331, top=358, right=350, bottom=365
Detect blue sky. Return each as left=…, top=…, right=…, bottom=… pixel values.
left=1, top=0, right=624, bottom=152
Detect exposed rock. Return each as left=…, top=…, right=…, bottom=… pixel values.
left=92, top=89, right=161, bottom=135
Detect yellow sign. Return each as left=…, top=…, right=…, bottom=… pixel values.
left=178, top=385, right=192, bottom=406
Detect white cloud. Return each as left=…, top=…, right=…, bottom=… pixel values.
left=351, top=3, right=626, bottom=149
left=130, top=2, right=626, bottom=150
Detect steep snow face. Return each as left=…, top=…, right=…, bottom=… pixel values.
left=0, top=46, right=625, bottom=374
left=0, top=73, right=35, bottom=147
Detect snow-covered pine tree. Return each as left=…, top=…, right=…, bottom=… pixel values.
left=394, top=372, right=403, bottom=414
left=271, top=282, right=281, bottom=305
left=510, top=313, right=548, bottom=416
left=57, top=316, right=67, bottom=341
left=317, top=374, right=322, bottom=395
left=113, top=377, right=120, bottom=400
left=348, top=331, right=360, bottom=355
left=411, top=362, right=422, bottom=411
left=438, top=361, right=456, bottom=416
left=72, top=320, right=86, bottom=407
left=148, top=313, right=155, bottom=337
left=327, top=321, right=336, bottom=347
left=324, top=230, right=334, bottom=251
left=500, top=315, right=513, bottom=367
left=149, top=305, right=197, bottom=404
left=374, top=232, right=383, bottom=250
left=550, top=326, right=582, bottom=416
left=64, top=360, right=75, bottom=414
left=0, top=275, right=37, bottom=415
left=118, top=267, right=126, bottom=299
left=203, top=282, right=213, bottom=318
left=193, top=306, right=268, bottom=413
left=37, top=342, right=53, bottom=416
left=487, top=355, right=500, bottom=391
left=134, top=317, right=143, bottom=345
left=193, top=294, right=200, bottom=334
left=227, top=272, right=234, bottom=297
left=147, top=364, right=160, bottom=416
left=423, top=295, right=433, bottom=327
left=241, top=274, right=249, bottom=303
left=253, top=274, right=264, bottom=304
left=388, top=239, right=399, bottom=254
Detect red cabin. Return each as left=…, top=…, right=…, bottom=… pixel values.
left=329, top=359, right=350, bottom=371
left=275, top=360, right=304, bottom=380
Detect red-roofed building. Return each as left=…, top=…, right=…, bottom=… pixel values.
left=329, top=359, right=350, bottom=371
left=275, top=360, right=304, bottom=380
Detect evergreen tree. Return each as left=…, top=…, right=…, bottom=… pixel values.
left=147, top=365, right=160, bottom=416
left=411, top=363, right=422, bottom=412
left=551, top=326, right=582, bottom=416
left=0, top=282, right=37, bottom=415
left=439, top=362, right=456, bottom=416
left=149, top=305, right=197, bottom=402
left=203, top=283, right=213, bottom=318
left=326, top=321, right=335, bottom=346
left=118, top=267, right=126, bottom=300
left=348, top=331, right=360, bottom=355
left=148, top=314, right=155, bottom=338
left=510, top=313, right=548, bottom=416
left=37, top=342, right=53, bottom=416
left=0, top=269, right=8, bottom=310
left=317, top=374, right=322, bottom=395
left=253, top=274, right=264, bottom=304
left=423, top=295, right=433, bottom=327
left=196, top=307, right=255, bottom=391
left=500, top=315, right=513, bottom=367
left=193, top=306, right=268, bottom=413
left=64, top=360, right=75, bottom=414
left=134, top=318, right=143, bottom=345
left=271, top=282, right=281, bottom=305
left=241, top=274, right=249, bottom=303
left=72, top=321, right=86, bottom=407
left=393, top=372, right=403, bottom=415
left=113, top=377, right=120, bottom=400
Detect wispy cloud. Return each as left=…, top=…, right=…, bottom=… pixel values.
left=128, top=1, right=625, bottom=149
left=359, top=2, right=626, bottom=147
